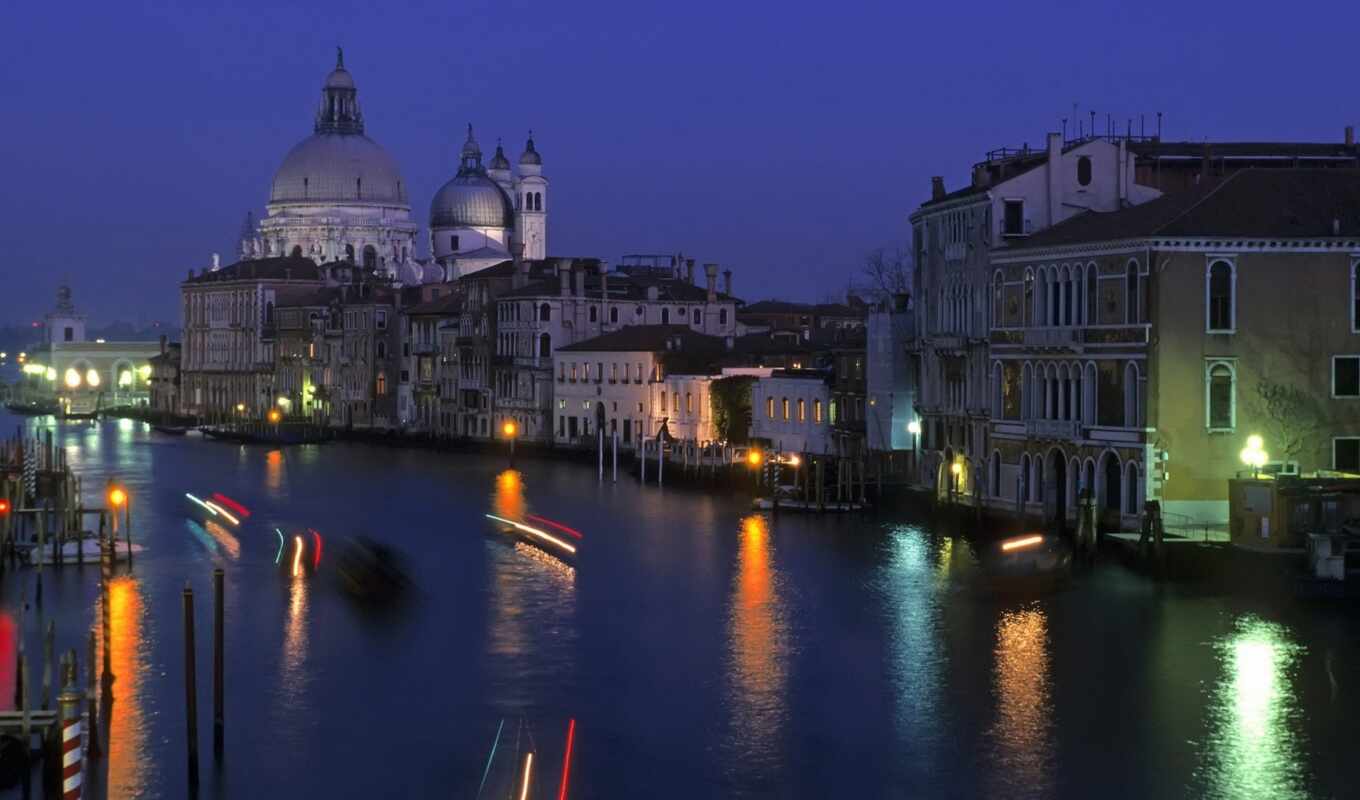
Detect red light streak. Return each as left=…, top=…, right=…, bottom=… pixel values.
left=211, top=493, right=251, bottom=518
left=557, top=718, right=576, bottom=800
left=310, top=529, right=323, bottom=569
left=526, top=514, right=584, bottom=540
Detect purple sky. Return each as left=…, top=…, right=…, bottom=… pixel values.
left=5, top=0, right=1356, bottom=324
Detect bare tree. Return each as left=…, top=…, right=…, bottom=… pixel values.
left=1252, top=379, right=1325, bottom=463
left=860, top=246, right=913, bottom=305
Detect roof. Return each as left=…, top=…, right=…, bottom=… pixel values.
left=1129, top=140, right=1360, bottom=161
left=1010, top=168, right=1360, bottom=250
left=499, top=270, right=738, bottom=303
left=185, top=256, right=322, bottom=285
left=405, top=292, right=463, bottom=316
left=557, top=325, right=725, bottom=354
left=739, top=300, right=865, bottom=318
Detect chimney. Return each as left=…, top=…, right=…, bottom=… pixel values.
left=704, top=263, right=718, bottom=303
left=159, top=334, right=167, bottom=354
left=646, top=285, right=659, bottom=302
left=722, top=269, right=732, bottom=297
left=1347, top=126, right=1355, bottom=147
left=558, top=260, right=570, bottom=297
left=930, top=176, right=945, bottom=201
left=686, top=258, right=696, bottom=285
left=1045, top=132, right=1061, bottom=226
left=512, top=242, right=528, bottom=289
left=574, top=264, right=586, bottom=297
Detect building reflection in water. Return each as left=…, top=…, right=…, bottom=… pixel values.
left=1200, top=615, right=1308, bottom=800
left=103, top=576, right=151, bottom=797
left=264, top=449, right=286, bottom=496
left=723, top=514, right=788, bottom=776
left=883, top=527, right=945, bottom=770
left=988, top=605, right=1053, bottom=798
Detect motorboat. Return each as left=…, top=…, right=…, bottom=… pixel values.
left=979, top=533, right=1073, bottom=593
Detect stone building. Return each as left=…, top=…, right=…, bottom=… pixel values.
left=148, top=339, right=181, bottom=415
left=985, top=168, right=1360, bottom=529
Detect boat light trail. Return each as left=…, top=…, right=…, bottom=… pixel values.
left=519, top=752, right=534, bottom=800
left=210, top=493, right=250, bottom=518
left=526, top=514, right=584, bottom=540
left=274, top=529, right=285, bottom=565
left=485, top=514, right=578, bottom=555
left=202, top=501, right=239, bottom=526
left=1001, top=535, right=1045, bottom=552
left=292, top=536, right=303, bottom=577
left=475, top=718, right=505, bottom=799
left=185, top=493, right=217, bottom=516
left=557, top=718, right=576, bottom=800
left=310, top=530, right=323, bottom=570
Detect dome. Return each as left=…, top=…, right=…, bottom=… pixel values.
left=429, top=172, right=514, bottom=229
left=489, top=142, right=511, bottom=171
left=519, top=135, right=542, bottom=166
left=324, top=66, right=355, bottom=90
left=269, top=132, right=408, bottom=206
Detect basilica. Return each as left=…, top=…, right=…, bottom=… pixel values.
left=235, top=50, right=548, bottom=282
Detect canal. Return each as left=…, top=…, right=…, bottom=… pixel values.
left=2, top=412, right=1357, bottom=798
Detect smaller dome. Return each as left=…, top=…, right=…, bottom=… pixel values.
left=519, top=133, right=542, bottom=166
left=489, top=142, right=511, bottom=171
left=430, top=172, right=514, bottom=229
left=324, top=67, right=355, bottom=90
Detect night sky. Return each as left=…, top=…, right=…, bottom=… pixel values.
left=5, top=0, right=1355, bottom=324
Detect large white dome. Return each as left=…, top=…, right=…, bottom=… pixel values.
left=269, top=133, right=408, bottom=206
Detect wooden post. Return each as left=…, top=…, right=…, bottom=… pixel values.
left=86, top=630, right=99, bottom=758
left=100, top=540, right=113, bottom=698
left=183, top=583, right=200, bottom=789
left=125, top=493, right=133, bottom=564
left=213, top=568, right=224, bottom=760
left=598, top=429, right=604, bottom=482
left=640, top=440, right=647, bottom=484
left=612, top=431, right=618, bottom=483
left=657, top=436, right=663, bottom=487
left=58, top=650, right=83, bottom=800
left=42, top=620, right=53, bottom=711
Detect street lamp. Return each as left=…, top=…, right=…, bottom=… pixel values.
left=503, top=420, right=518, bottom=465
left=1240, top=434, right=1268, bottom=478
left=908, top=420, right=921, bottom=485
left=108, top=482, right=128, bottom=544
left=267, top=408, right=282, bottom=425
left=950, top=459, right=963, bottom=502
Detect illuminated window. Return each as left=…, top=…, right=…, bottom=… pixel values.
left=376, top=372, right=387, bottom=396
left=1207, top=259, right=1235, bottom=332
left=1333, top=356, right=1360, bottom=398
left=686, top=392, right=693, bottom=413
left=797, top=398, right=805, bottom=422
left=570, top=363, right=577, bottom=382
left=1206, top=361, right=1235, bottom=430
left=610, top=363, right=618, bottom=382
left=672, top=392, right=679, bottom=412
left=782, top=397, right=790, bottom=420
left=814, top=399, right=822, bottom=423
left=766, top=397, right=775, bottom=419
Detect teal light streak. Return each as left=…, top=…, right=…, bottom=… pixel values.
left=274, top=528, right=285, bottom=565
left=475, top=718, right=505, bottom=799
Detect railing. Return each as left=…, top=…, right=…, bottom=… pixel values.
left=1025, top=418, right=1083, bottom=439
left=1022, top=328, right=1078, bottom=348
left=1082, top=325, right=1149, bottom=345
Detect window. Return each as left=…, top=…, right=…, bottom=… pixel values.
left=609, top=307, right=619, bottom=324
left=1333, top=356, right=1360, bottom=398
left=64, top=326, right=73, bottom=342
left=814, top=399, right=823, bottom=423
left=719, top=309, right=728, bottom=326
left=291, top=245, right=302, bottom=258
left=1353, top=261, right=1360, bottom=332
left=798, top=398, right=806, bottom=422
left=363, top=245, right=377, bottom=269
left=692, top=309, right=702, bottom=326
left=1125, top=261, right=1139, bottom=324
left=589, top=306, right=598, bottom=323
left=1206, top=361, right=1235, bottom=430
left=766, top=397, right=775, bottom=419
left=539, top=303, right=550, bottom=322
left=1003, top=200, right=1025, bottom=236
left=375, top=372, right=387, bottom=396
left=782, top=397, right=790, bottom=420
left=1077, top=156, right=1092, bottom=186
left=1334, top=438, right=1360, bottom=471
left=610, top=362, right=618, bottom=382
left=449, top=235, right=460, bottom=251
left=1085, top=263, right=1097, bottom=324
left=539, top=333, right=551, bottom=358
left=1207, top=260, right=1235, bottom=332
left=376, top=340, right=387, bottom=359
left=345, top=244, right=355, bottom=261
left=686, top=392, right=693, bottom=413
left=661, top=309, right=670, bottom=324
left=376, top=310, right=387, bottom=330
left=672, top=392, right=679, bottom=412
left=596, top=362, right=604, bottom=383
left=635, top=363, right=642, bottom=383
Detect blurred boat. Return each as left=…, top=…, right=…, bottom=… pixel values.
left=4, top=399, right=58, bottom=416
left=979, top=533, right=1072, bottom=593
left=484, top=513, right=579, bottom=564
left=151, top=423, right=190, bottom=436
left=336, top=536, right=410, bottom=602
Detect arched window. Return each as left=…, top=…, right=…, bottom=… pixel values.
left=450, top=235, right=460, bottom=252
left=782, top=397, right=790, bottom=420
left=1033, top=453, right=1044, bottom=502
left=376, top=340, right=386, bottom=359
left=1073, top=269, right=1083, bottom=326
left=609, top=307, right=619, bottom=324
left=797, top=398, right=806, bottom=422
left=290, top=245, right=302, bottom=258
left=1125, top=260, right=1139, bottom=323
left=1023, top=270, right=1034, bottom=327
left=1102, top=453, right=1122, bottom=512
left=1124, top=361, right=1140, bottom=427
left=539, top=333, right=551, bottom=358
left=1077, top=156, right=1092, bottom=186
left=661, top=308, right=670, bottom=324
left=692, top=309, right=701, bottom=325
left=1086, top=263, right=1097, bottom=324
left=1207, top=361, right=1235, bottom=430
left=1208, top=260, right=1234, bottom=331
left=375, top=372, right=387, bottom=396
left=1019, top=453, right=1031, bottom=502
left=363, top=245, right=378, bottom=270
left=539, top=303, right=550, bottom=321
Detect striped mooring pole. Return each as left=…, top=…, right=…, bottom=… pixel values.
left=58, top=650, right=84, bottom=799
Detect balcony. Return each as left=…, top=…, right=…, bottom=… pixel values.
left=1023, top=328, right=1078, bottom=348
left=1025, top=418, right=1084, bottom=440
left=1081, top=325, right=1149, bottom=345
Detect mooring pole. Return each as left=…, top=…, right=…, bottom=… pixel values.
left=183, top=583, right=200, bottom=789
left=612, top=431, right=618, bottom=483
left=58, top=651, right=84, bottom=800
left=213, top=568, right=224, bottom=760
left=86, top=630, right=99, bottom=758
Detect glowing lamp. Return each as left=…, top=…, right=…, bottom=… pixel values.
left=0, top=499, right=10, bottom=515
left=86, top=369, right=100, bottom=387
left=1240, top=435, right=1268, bottom=474
left=907, top=420, right=921, bottom=435
left=277, top=396, right=290, bottom=408
left=267, top=409, right=282, bottom=424
left=45, top=367, right=55, bottom=381
left=118, top=370, right=133, bottom=387
left=108, top=487, right=127, bottom=508
left=502, top=420, right=517, bottom=437
left=235, top=403, right=246, bottom=413
left=788, top=454, right=801, bottom=467
left=747, top=450, right=762, bottom=466
left=64, top=368, right=81, bottom=388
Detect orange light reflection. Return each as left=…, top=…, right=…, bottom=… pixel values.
left=725, top=514, right=787, bottom=768
left=104, top=576, right=149, bottom=797
left=989, top=607, right=1053, bottom=795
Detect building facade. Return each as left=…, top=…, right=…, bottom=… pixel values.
left=750, top=371, right=833, bottom=455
